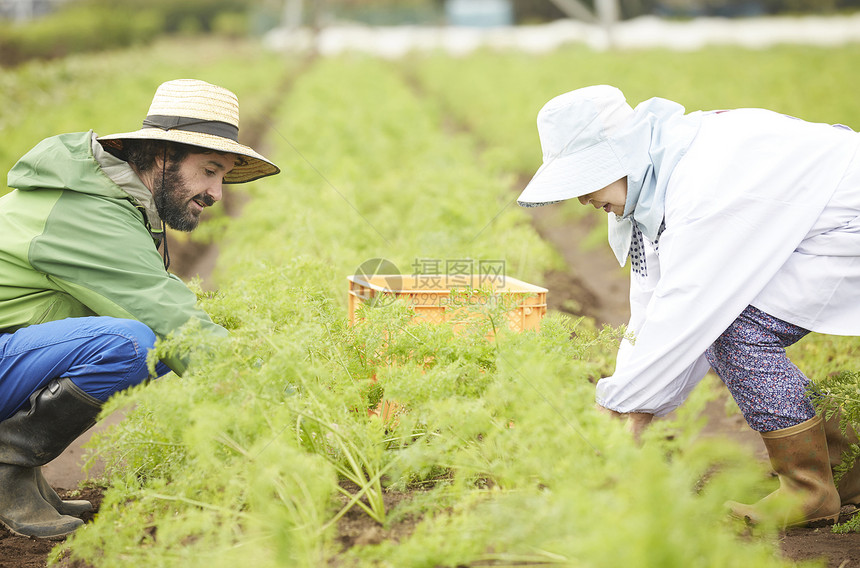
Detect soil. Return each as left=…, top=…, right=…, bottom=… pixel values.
left=0, top=487, right=103, bottom=568
left=333, top=482, right=423, bottom=555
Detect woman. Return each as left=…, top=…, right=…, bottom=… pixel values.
left=517, top=85, right=860, bottom=526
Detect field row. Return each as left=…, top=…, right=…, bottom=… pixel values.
left=57, top=46, right=809, bottom=567
left=2, top=38, right=857, bottom=565
left=0, top=38, right=290, bottom=198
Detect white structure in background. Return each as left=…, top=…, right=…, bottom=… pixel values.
left=445, top=0, right=515, bottom=27
left=273, top=0, right=622, bottom=52
left=277, top=0, right=618, bottom=31
left=545, top=0, right=620, bottom=42
left=0, top=0, right=66, bottom=21
left=282, top=0, right=303, bottom=30
left=264, top=13, right=860, bottom=56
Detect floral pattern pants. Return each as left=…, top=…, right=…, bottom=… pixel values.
left=706, top=305, right=816, bottom=433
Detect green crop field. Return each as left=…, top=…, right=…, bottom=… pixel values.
left=0, top=38, right=289, bottom=198
left=2, top=36, right=858, bottom=566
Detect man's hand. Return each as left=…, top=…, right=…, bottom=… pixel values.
left=597, top=405, right=654, bottom=444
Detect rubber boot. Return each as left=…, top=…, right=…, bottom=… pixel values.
left=728, top=415, right=841, bottom=527
left=823, top=409, right=860, bottom=506
left=0, top=378, right=102, bottom=539
left=36, top=467, right=94, bottom=517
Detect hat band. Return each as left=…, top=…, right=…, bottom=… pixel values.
left=142, top=114, right=239, bottom=142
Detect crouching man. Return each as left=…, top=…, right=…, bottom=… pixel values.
left=0, top=79, right=279, bottom=539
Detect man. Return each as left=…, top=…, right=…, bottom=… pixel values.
left=518, top=85, right=860, bottom=527
left=0, top=79, right=279, bottom=539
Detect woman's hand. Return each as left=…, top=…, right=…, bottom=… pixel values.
left=597, top=405, right=654, bottom=444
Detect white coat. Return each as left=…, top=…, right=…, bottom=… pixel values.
left=596, top=109, right=860, bottom=416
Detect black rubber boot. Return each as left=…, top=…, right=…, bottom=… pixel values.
left=0, top=378, right=102, bottom=539
left=36, top=467, right=94, bottom=517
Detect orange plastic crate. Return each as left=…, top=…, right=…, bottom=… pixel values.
left=347, top=274, right=547, bottom=332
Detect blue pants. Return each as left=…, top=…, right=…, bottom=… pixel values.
left=706, top=305, right=816, bottom=433
left=0, top=316, right=170, bottom=421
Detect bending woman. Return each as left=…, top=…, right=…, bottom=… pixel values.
left=518, top=85, right=860, bottom=527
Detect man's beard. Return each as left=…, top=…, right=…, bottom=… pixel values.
left=153, top=162, right=212, bottom=232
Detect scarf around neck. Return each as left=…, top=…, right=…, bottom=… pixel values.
left=607, top=98, right=703, bottom=266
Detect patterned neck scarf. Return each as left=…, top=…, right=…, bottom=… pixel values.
left=607, top=98, right=703, bottom=268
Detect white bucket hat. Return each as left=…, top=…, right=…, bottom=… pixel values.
left=98, top=79, right=279, bottom=184
left=517, top=85, right=633, bottom=207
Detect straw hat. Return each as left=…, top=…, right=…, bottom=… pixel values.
left=98, top=79, right=279, bottom=184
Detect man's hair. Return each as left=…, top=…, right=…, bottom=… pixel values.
left=121, top=139, right=207, bottom=174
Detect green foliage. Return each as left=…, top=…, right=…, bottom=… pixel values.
left=792, top=334, right=860, bottom=534
left=218, top=55, right=559, bottom=300
left=406, top=44, right=860, bottom=245
left=788, top=332, right=860, bottom=381
left=811, top=369, right=860, bottom=533
left=0, top=0, right=262, bottom=67
left=0, top=37, right=288, bottom=200
left=0, top=4, right=162, bottom=67
left=817, top=371, right=860, bottom=460
left=83, top=0, right=255, bottom=33
left=211, top=12, right=253, bottom=38
left=63, top=284, right=343, bottom=566
left=24, top=41, right=858, bottom=566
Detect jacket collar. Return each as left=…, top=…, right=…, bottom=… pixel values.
left=91, top=133, right=164, bottom=235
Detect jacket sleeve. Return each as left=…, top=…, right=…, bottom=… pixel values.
left=607, top=230, right=711, bottom=416
left=596, top=112, right=856, bottom=416
left=597, top=206, right=803, bottom=415
left=29, top=191, right=227, bottom=375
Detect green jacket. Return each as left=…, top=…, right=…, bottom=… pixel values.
left=0, top=131, right=227, bottom=374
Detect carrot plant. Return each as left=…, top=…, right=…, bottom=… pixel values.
left=48, top=45, right=855, bottom=567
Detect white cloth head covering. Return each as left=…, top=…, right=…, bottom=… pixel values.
left=517, top=85, right=634, bottom=207
left=518, top=86, right=702, bottom=267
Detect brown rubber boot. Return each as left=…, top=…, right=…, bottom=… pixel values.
left=728, top=415, right=841, bottom=527
left=822, top=409, right=860, bottom=506
left=0, top=378, right=101, bottom=539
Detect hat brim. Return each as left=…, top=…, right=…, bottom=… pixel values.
left=517, top=139, right=625, bottom=207
left=98, top=128, right=279, bottom=184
